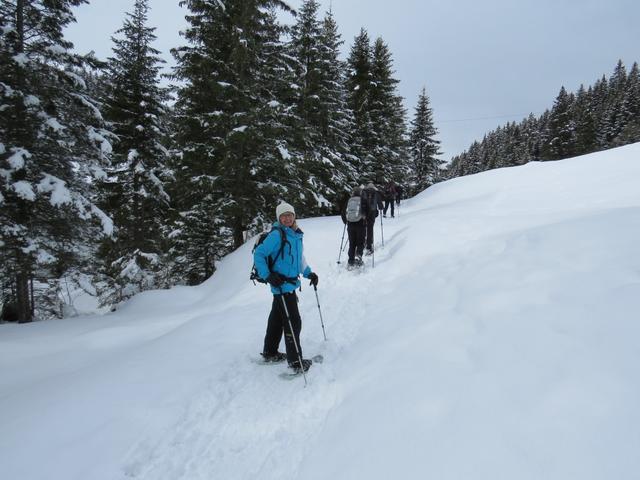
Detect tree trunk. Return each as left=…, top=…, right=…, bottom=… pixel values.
left=232, top=215, right=244, bottom=249
left=16, top=0, right=25, bottom=53
left=16, top=271, right=32, bottom=323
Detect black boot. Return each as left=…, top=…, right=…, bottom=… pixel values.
left=289, top=358, right=312, bottom=373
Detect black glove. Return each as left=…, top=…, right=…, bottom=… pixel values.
left=308, top=272, right=319, bottom=287
left=267, top=272, right=285, bottom=287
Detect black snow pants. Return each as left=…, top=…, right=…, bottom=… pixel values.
left=347, top=220, right=366, bottom=264
left=383, top=199, right=395, bottom=217
left=365, top=215, right=376, bottom=251
left=263, top=291, right=303, bottom=364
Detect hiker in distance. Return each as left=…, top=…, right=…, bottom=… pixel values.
left=363, top=182, right=384, bottom=255
left=341, top=186, right=368, bottom=268
left=382, top=180, right=397, bottom=218
left=395, top=184, right=404, bottom=207
left=253, top=202, right=319, bottom=373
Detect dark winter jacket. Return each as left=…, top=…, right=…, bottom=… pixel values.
left=253, top=222, right=313, bottom=294
left=362, top=187, right=383, bottom=219
left=383, top=182, right=397, bottom=201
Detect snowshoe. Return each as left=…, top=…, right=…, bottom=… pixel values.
left=279, top=355, right=323, bottom=378
left=289, top=358, right=313, bottom=373
left=260, top=351, right=287, bottom=363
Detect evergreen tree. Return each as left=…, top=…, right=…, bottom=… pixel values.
left=346, top=28, right=375, bottom=176
left=317, top=9, right=357, bottom=201
left=369, top=37, right=409, bottom=184
left=318, top=10, right=354, bottom=155
left=98, top=0, right=172, bottom=304
left=287, top=0, right=353, bottom=212
left=617, top=62, right=640, bottom=144
left=543, top=86, right=576, bottom=160
left=169, top=0, right=302, bottom=284
left=288, top=0, right=323, bottom=143
left=602, top=59, right=628, bottom=145
left=572, top=84, right=597, bottom=155
left=0, top=0, right=113, bottom=321
left=409, top=87, right=442, bottom=191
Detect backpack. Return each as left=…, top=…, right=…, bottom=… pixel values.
left=249, top=226, right=289, bottom=284
left=363, top=188, right=378, bottom=216
left=345, top=195, right=364, bottom=222
left=385, top=183, right=396, bottom=198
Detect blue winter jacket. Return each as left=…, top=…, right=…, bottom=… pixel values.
left=254, top=222, right=313, bottom=294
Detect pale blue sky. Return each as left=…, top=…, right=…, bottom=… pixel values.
left=66, top=0, right=640, bottom=159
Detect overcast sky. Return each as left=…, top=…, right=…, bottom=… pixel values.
left=65, top=0, right=640, bottom=159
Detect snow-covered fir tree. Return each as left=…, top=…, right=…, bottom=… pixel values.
left=617, top=62, right=640, bottom=144
left=571, top=84, right=597, bottom=156
left=543, top=86, right=576, bottom=160
left=287, top=1, right=355, bottom=211
left=345, top=31, right=409, bottom=185
left=369, top=37, right=409, bottom=184
left=170, top=0, right=308, bottom=285
left=0, top=0, right=114, bottom=321
left=98, top=0, right=172, bottom=305
left=316, top=9, right=359, bottom=208
left=288, top=0, right=324, bottom=144
left=345, top=29, right=375, bottom=178
left=409, top=87, right=442, bottom=191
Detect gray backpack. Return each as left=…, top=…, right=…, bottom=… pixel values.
left=345, top=196, right=364, bottom=222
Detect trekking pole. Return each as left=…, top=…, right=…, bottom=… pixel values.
left=380, top=211, right=385, bottom=247
left=279, top=287, right=307, bottom=386
left=337, top=223, right=346, bottom=264
left=313, top=285, right=327, bottom=341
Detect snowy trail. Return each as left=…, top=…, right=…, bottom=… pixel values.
left=2, top=144, right=640, bottom=480
left=121, top=225, right=392, bottom=480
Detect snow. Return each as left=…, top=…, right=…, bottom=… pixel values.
left=12, top=180, right=36, bottom=201
left=46, top=44, right=67, bottom=55
left=91, top=203, right=115, bottom=237
left=44, top=117, right=65, bottom=132
left=12, top=53, right=28, bottom=65
left=36, top=249, right=56, bottom=264
left=7, top=147, right=31, bottom=170
left=278, top=145, right=291, bottom=160
left=23, top=95, right=40, bottom=107
left=37, top=174, right=72, bottom=206
left=71, top=93, right=104, bottom=121
left=63, top=71, right=87, bottom=90
left=87, top=126, right=113, bottom=156
left=2, top=144, right=640, bottom=479
left=233, top=125, right=248, bottom=133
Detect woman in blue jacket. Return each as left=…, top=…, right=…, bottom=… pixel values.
left=254, top=202, right=319, bottom=372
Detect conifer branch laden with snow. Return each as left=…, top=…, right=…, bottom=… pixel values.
left=0, top=0, right=114, bottom=322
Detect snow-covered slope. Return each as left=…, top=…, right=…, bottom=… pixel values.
left=2, top=144, right=640, bottom=480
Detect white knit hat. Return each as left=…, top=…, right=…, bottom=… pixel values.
left=276, top=202, right=295, bottom=219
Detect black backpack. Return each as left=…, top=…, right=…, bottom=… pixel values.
left=363, top=188, right=378, bottom=216
left=249, top=226, right=289, bottom=284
